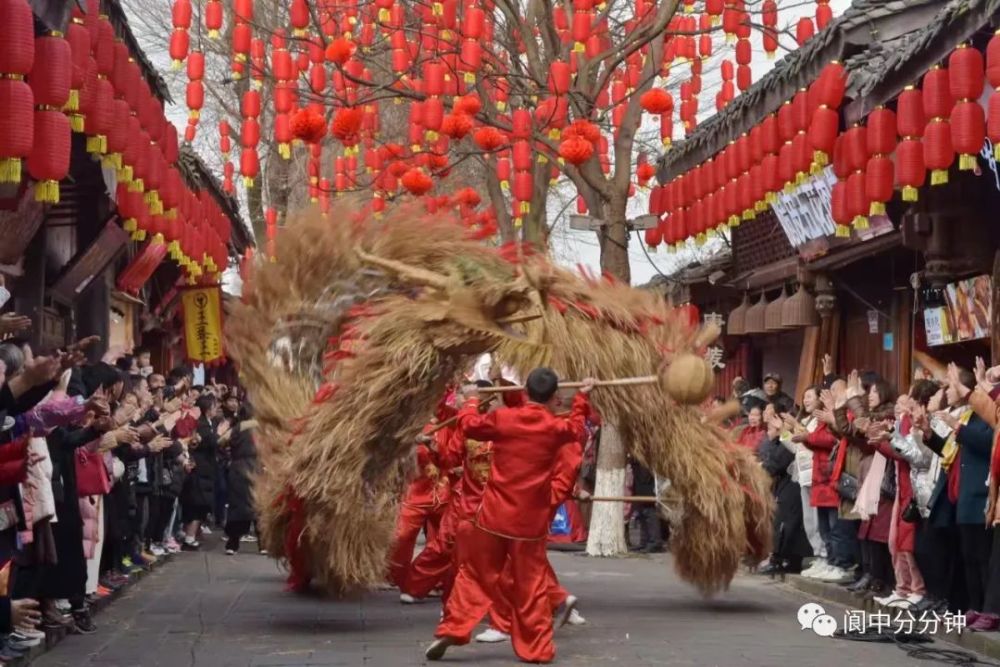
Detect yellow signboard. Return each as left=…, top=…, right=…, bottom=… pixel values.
left=181, top=286, right=225, bottom=365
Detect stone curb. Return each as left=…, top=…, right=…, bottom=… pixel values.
left=13, top=553, right=174, bottom=666
left=782, top=572, right=1000, bottom=661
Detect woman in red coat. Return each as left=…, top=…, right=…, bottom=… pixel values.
left=796, top=397, right=845, bottom=580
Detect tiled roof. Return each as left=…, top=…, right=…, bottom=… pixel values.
left=657, top=0, right=999, bottom=181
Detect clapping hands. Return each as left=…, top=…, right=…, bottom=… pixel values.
left=0, top=313, right=31, bottom=337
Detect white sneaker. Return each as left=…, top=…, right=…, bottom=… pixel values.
left=816, top=565, right=849, bottom=582
left=874, top=591, right=907, bottom=606
left=557, top=595, right=578, bottom=628
left=400, top=593, right=416, bottom=604
left=475, top=628, right=510, bottom=643
left=800, top=560, right=827, bottom=578
left=906, top=594, right=924, bottom=605
left=201, top=526, right=213, bottom=535
left=16, top=627, right=45, bottom=640
left=802, top=562, right=831, bottom=579
left=225, top=549, right=236, bottom=556
left=567, top=609, right=586, bottom=626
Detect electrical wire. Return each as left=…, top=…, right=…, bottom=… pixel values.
left=833, top=628, right=1000, bottom=666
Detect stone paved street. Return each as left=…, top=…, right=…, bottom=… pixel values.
left=31, top=541, right=990, bottom=667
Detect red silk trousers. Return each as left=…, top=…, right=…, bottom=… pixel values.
left=388, top=503, right=441, bottom=587
left=402, top=502, right=459, bottom=600
left=436, top=523, right=555, bottom=663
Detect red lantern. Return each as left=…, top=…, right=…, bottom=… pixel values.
left=0, top=0, right=35, bottom=76
left=922, top=66, right=954, bottom=120
left=30, top=34, right=71, bottom=109
left=865, top=155, right=893, bottom=216
left=807, top=106, right=838, bottom=167
left=847, top=170, right=868, bottom=230
left=549, top=60, right=571, bottom=95
left=291, top=107, right=326, bottom=144
left=924, top=117, right=953, bottom=185
left=325, top=38, right=355, bottom=65
left=795, top=17, right=815, bottom=46
left=473, top=127, right=505, bottom=151
left=949, top=45, right=985, bottom=101
left=895, top=138, right=925, bottom=202
left=331, top=107, right=363, bottom=144
left=0, top=78, right=33, bottom=184
left=987, top=31, right=1000, bottom=159
left=737, top=65, right=752, bottom=92
left=27, top=109, right=71, bottom=202
left=948, top=45, right=986, bottom=170
left=401, top=167, right=433, bottom=195
left=240, top=147, right=259, bottom=186
left=896, top=86, right=924, bottom=138
left=866, top=107, right=896, bottom=155
left=951, top=101, right=985, bottom=170
left=830, top=180, right=850, bottom=237
left=640, top=88, right=672, bottom=114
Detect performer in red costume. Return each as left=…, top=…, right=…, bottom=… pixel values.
left=475, top=405, right=591, bottom=644
left=426, top=368, right=593, bottom=663
left=402, top=380, right=496, bottom=604
left=387, top=421, right=452, bottom=590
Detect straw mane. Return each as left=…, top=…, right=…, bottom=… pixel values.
left=226, top=199, right=772, bottom=596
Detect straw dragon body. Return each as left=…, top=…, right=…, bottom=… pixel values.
left=226, top=201, right=772, bottom=596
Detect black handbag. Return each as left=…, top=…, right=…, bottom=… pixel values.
left=879, top=464, right=896, bottom=500
left=837, top=472, right=859, bottom=501
left=902, top=499, right=922, bottom=523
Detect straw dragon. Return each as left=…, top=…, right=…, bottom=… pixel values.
left=226, top=200, right=772, bottom=597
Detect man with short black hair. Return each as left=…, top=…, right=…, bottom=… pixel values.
left=763, top=372, right=795, bottom=414
left=428, top=368, right=593, bottom=663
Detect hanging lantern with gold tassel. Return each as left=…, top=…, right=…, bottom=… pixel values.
left=948, top=44, right=985, bottom=171
left=27, top=33, right=72, bottom=203
left=0, top=0, right=35, bottom=184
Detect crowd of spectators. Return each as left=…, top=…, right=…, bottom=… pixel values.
left=0, top=312, right=258, bottom=663
left=733, top=354, right=1000, bottom=632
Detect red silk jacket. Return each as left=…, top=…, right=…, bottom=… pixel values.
left=457, top=393, right=589, bottom=539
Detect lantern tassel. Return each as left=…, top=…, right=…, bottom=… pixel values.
left=869, top=202, right=886, bottom=216
left=835, top=224, right=851, bottom=238
left=959, top=154, right=977, bottom=171
left=0, top=158, right=22, bottom=184
left=279, top=143, right=291, bottom=159
left=853, top=215, right=869, bottom=230
left=930, top=169, right=949, bottom=185
left=728, top=215, right=740, bottom=227
left=902, top=186, right=919, bottom=202
left=69, top=114, right=85, bottom=132
left=64, top=89, right=79, bottom=112
left=995, top=144, right=1000, bottom=161
left=464, top=72, right=475, bottom=84
left=34, top=180, right=60, bottom=204
left=123, top=217, right=137, bottom=232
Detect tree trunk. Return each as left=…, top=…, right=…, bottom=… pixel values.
left=586, top=198, right=630, bottom=556
left=598, top=196, right=631, bottom=284
left=586, top=423, right=628, bottom=556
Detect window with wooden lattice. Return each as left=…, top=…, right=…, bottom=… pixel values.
left=731, top=209, right=796, bottom=276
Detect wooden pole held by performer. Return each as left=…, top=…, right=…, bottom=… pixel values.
left=477, top=375, right=659, bottom=393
